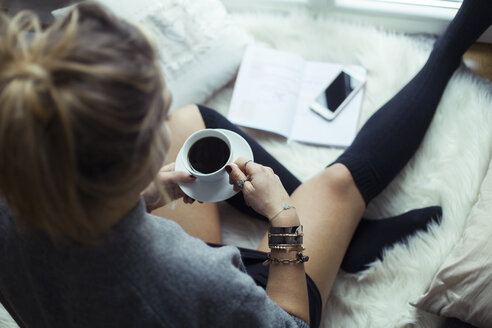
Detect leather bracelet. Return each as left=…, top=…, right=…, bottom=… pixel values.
left=269, top=225, right=303, bottom=246
left=269, top=225, right=303, bottom=235
left=269, top=235, right=303, bottom=245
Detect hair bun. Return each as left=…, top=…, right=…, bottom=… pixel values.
left=7, top=61, right=49, bottom=83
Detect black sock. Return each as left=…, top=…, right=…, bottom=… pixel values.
left=333, top=0, right=492, bottom=205
left=341, top=206, right=442, bottom=273
left=442, top=317, right=478, bottom=328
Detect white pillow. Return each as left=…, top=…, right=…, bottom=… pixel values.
left=94, top=0, right=253, bottom=111
left=53, top=0, right=252, bottom=111
left=412, top=160, right=492, bottom=328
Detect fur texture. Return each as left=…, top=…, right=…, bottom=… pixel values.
left=206, top=11, right=492, bottom=328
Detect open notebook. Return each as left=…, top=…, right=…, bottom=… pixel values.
left=228, top=45, right=366, bottom=147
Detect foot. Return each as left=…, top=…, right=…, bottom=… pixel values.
left=341, top=206, right=442, bottom=273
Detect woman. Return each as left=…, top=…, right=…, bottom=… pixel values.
left=0, top=1, right=490, bottom=327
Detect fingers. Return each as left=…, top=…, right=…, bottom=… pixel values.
left=226, top=163, right=255, bottom=196
left=226, top=164, right=248, bottom=192
left=183, top=194, right=195, bottom=204
left=160, top=162, right=176, bottom=172
left=157, top=162, right=196, bottom=185
left=234, top=157, right=249, bottom=170
left=161, top=169, right=196, bottom=184
left=234, top=157, right=257, bottom=174
left=160, top=162, right=197, bottom=181
left=148, top=163, right=198, bottom=206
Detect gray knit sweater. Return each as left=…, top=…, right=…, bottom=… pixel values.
left=0, top=199, right=309, bottom=327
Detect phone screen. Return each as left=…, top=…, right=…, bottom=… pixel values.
left=314, top=71, right=362, bottom=112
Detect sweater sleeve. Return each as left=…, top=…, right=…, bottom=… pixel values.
left=292, top=316, right=310, bottom=327
left=119, top=213, right=311, bottom=328
left=166, top=242, right=312, bottom=328
left=218, top=270, right=311, bottom=327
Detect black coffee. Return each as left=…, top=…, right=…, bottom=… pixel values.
left=188, top=137, right=230, bottom=174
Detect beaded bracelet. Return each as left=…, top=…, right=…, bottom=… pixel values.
left=269, top=244, right=305, bottom=251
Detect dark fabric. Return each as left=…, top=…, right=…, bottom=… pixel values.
left=208, top=243, right=322, bottom=328
left=333, top=0, right=492, bottom=205
left=442, top=317, right=478, bottom=328
left=341, top=206, right=442, bottom=273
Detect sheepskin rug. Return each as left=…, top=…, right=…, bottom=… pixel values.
left=204, top=11, right=492, bottom=328
left=2, top=10, right=492, bottom=328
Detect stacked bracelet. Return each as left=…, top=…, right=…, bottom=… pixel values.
left=264, top=224, right=309, bottom=266
left=268, top=225, right=304, bottom=246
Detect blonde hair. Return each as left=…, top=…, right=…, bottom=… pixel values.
left=0, top=3, right=168, bottom=243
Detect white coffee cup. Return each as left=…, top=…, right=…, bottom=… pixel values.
left=180, top=129, right=233, bottom=182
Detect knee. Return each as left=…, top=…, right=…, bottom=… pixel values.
left=322, top=163, right=362, bottom=204
left=168, top=104, right=204, bottom=130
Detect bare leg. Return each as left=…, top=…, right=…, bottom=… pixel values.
left=258, top=164, right=365, bottom=305
left=254, top=2, right=492, bottom=304
left=152, top=104, right=222, bottom=244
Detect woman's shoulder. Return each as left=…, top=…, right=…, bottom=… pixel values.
left=107, top=205, right=262, bottom=326
left=121, top=211, right=245, bottom=280
left=108, top=200, right=247, bottom=287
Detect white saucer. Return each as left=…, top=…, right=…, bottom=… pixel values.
left=175, top=129, right=254, bottom=202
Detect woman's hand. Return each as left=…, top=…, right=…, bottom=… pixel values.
left=141, top=162, right=196, bottom=212
left=226, top=157, right=293, bottom=221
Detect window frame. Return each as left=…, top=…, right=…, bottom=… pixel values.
left=221, top=0, right=492, bottom=43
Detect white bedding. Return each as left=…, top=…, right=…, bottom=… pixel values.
left=205, top=11, right=492, bottom=328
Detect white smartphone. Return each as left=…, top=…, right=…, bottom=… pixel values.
left=309, top=70, right=365, bottom=121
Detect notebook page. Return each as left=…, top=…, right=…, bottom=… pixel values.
left=228, top=45, right=305, bottom=137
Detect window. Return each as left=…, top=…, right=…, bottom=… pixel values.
left=365, top=0, right=461, bottom=7
left=332, top=0, right=460, bottom=20
left=222, top=0, right=491, bottom=43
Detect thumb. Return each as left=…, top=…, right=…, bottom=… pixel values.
left=167, top=170, right=197, bottom=183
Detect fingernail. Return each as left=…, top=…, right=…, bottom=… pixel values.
left=225, top=165, right=232, bottom=173
left=189, top=174, right=196, bottom=179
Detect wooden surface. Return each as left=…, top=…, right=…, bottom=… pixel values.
left=464, top=42, right=492, bottom=82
